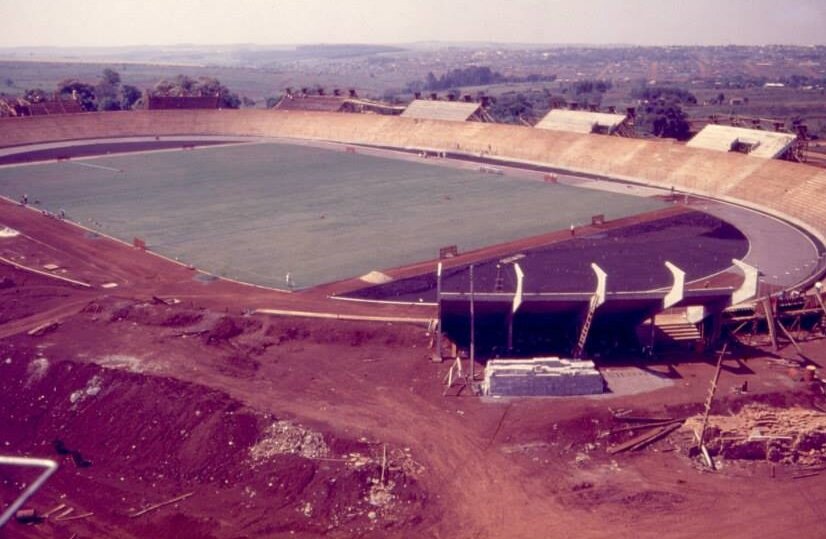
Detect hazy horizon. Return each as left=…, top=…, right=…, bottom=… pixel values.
left=1, top=0, right=824, bottom=49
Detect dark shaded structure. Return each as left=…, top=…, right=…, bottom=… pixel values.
left=147, top=96, right=220, bottom=110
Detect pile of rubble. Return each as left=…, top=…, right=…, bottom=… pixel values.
left=683, top=404, right=826, bottom=465
left=249, top=420, right=330, bottom=462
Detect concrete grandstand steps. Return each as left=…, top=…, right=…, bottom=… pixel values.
left=643, top=313, right=703, bottom=345
left=655, top=322, right=703, bottom=342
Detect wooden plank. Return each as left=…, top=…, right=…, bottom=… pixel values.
left=42, top=503, right=66, bottom=519
left=610, top=419, right=684, bottom=434
left=630, top=423, right=682, bottom=452
left=614, top=415, right=675, bottom=423
left=129, top=492, right=194, bottom=519
left=763, top=298, right=778, bottom=352
left=776, top=319, right=808, bottom=360
left=608, top=426, right=668, bottom=455
left=57, top=512, right=93, bottom=522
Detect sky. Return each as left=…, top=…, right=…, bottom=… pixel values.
left=0, top=0, right=824, bottom=48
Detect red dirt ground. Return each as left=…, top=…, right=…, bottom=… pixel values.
left=2, top=198, right=826, bottom=539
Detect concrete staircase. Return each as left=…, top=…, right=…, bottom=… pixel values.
left=656, top=320, right=703, bottom=343
left=640, top=313, right=704, bottom=350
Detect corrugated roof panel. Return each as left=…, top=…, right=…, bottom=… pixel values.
left=535, top=109, right=627, bottom=134
left=687, top=125, right=797, bottom=159
left=400, top=100, right=481, bottom=122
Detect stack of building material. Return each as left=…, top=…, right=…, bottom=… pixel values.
left=483, top=357, right=604, bottom=397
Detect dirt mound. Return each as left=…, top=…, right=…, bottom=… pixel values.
left=619, top=490, right=686, bottom=511
left=0, top=353, right=428, bottom=537
left=91, top=298, right=425, bottom=352
left=265, top=317, right=427, bottom=348
left=682, top=404, right=826, bottom=465
left=108, top=300, right=204, bottom=328
left=204, top=315, right=245, bottom=343
left=564, top=482, right=686, bottom=513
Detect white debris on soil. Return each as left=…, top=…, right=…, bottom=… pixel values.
left=301, top=502, right=313, bottom=517
left=96, top=354, right=146, bottom=373
left=69, top=374, right=103, bottom=404
left=0, top=226, right=20, bottom=239
left=368, top=480, right=395, bottom=507
left=26, top=357, right=50, bottom=384
left=250, top=420, right=329, bottom=463
left=346, top=452, right=372, bottom=469
left=345, top=446, right=425, bottom=478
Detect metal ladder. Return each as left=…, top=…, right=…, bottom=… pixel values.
left=573, top=295, right=598, bottom=359
left=698, top=342, right=728, bottom=447
left=494, top=264, right=504, bottom=292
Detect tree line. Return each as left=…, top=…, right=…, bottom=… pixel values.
left=407, top=66, right=556, bottom=93
left=19, top=69, right=242, bottom=112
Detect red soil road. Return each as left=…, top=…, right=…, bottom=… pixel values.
left=2, top=264, right=826, bottom=538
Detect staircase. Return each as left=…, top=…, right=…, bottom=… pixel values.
left=636, top=313, right=705, bottom=356
left=656, top=321, right=703, bottom=342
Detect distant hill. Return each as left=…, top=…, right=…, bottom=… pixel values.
left=0, top=44, right=406, bottom=68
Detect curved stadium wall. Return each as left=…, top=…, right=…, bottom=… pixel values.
left=1, top=110, right=825, bottom=281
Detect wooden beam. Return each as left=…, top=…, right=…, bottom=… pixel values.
left=129, top=492, right=194, bottom=519
left=762, top=298, right=779, bottom=351
left=776, top=319, right=808, bottom=360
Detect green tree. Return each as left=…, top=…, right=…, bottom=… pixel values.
left=24, top=88, right=49, bottom=103
left=95, top=68, right=129, bottom=111
left=101, top=68, right=121, bottom=86
left=154, top=75, right=197, bottom=97
left=97, top=96, right=121, bottom=111
left=196, top=77, right=240, bottom=108
left=573, top=79, right=612, bottom=95
left=631, top=85, right=697, bottom=105
left=152, top=75, right=240, bottom=109
left=120, top=84, right=141, bottom=110
left=650, top=103, right=690, bottom=140
left=57, top=80, right=96, bottom=111
left=425, top=72, right=438, bottom=90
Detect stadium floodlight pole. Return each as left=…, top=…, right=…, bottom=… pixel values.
left=469, top=264, right=475, bottom=382
left=0, top=456, right=58, bottom=527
